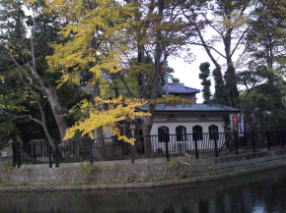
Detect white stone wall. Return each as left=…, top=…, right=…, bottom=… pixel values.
left=98, top=113, right=228, bottom=155
left=150, top=121, right=225, bottom=135
left=149, top=115, right=226, bottom=154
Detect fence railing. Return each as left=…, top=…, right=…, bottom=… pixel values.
left=9, top=130, right=286, bottom=168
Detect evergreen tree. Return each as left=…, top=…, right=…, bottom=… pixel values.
left=246, top=0, right=286, bottom=84
left=182, top=0, right=253, bottom=107
left=213, top=68, right=228, bottom=105
left=199, top=62, right=212, bottom=103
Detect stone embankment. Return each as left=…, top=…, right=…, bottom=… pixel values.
left=0, top=149, right=286, bottom=192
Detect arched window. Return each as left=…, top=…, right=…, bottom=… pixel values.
left=209, top=125, right=219, bottom=140
left=158, top=126, right=169, bottom=142
left=176, top=126, right=187, bottom=141
left=193, top=125, right=203, bottom=140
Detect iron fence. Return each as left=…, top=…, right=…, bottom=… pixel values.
left=9, top=130, right=286, bottom=168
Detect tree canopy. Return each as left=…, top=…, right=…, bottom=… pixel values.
left=0, top=0, right=286, bottom=147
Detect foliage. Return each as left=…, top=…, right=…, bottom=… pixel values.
left=1, top=0, right=286, bottom=146
left=199, top=62, right=212, bottom=103
left=46, top=0, right=135, bottom=86
left=182, top=0, right=253, bottom=107
left=238, top=65, right=286, bottom=130
left=213, top=68, right=227, bottom=105
left=246, top=0, right=286, bottom=72
left=65, top=96, right=151, bottom=145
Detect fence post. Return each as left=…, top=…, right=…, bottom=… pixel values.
left=281, top=130, right=285, bottom=149
left=90, top=140, right=94, bottom=164
left=12, top=142, right=18, bottom=168
left=266, top=131, right=271, bottom=151
left=251, top=132, right=256, bottom=152
left=12, top=142, right=16, bottom=168
left=131, top=144, right=135, bottom=164
left=130, top=124, right=136, bottom=164
left=55, top=141, right=59, bottom=168
left=214, top=138, right=218, bottom=157
left=17, top=142, right=21, bottom=168
left=47, top=142, right=52, bottom=168
left=234, top=132, right=239, bottom=155
left=194, top=139, right=199, bottom=159
left=226, top=132, right=231, bottom=152
left=165, top=140, right=170, bottom=161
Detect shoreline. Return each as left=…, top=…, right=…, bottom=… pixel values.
left=0, top=158, right=286, bottom=192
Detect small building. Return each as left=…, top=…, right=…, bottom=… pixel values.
left=138, top=103, right=239, bottom=154
left=99, top=83, right=240, bottom=156
left=138, top=103, right=239, bottom=136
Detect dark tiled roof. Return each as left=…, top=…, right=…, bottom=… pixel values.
left=163, top=83, right=200, bottom=94
left=138, top=104, right=239, bottom=113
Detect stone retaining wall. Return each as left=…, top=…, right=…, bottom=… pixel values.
left=1, top=149, right=286, bottom=189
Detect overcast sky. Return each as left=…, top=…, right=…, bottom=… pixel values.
left=169, top=43, right=220, bottom=104
left=169, top=38, right=247, bottom=104
left=169, top=47, right=206, bottom=103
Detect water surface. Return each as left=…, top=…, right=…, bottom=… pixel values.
left=1, top=168, right=286, bottom=213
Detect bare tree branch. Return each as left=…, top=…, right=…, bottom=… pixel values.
left=183, top=10, right=222, bottom=72
left=188, top=41, right=226, bottom=58
left=231, top=26, right=250, bottom=57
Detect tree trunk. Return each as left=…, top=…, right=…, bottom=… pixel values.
left=141, top=0, right=165, bottom=154
left=142, top=118, right=153, bottom=155
left=224, top=28, right=239, bottom=107
left=93, top=82, right=105, bottom=159
left=224, top=58, right=239, bottom=107
left=41, top=122, right=56, bottom=151
left=151, top=0, right=164, bottom=99
left=95, top=128, right=105, bottom=159
left=44, top=87, right=68, bottom=141
left=142, top=103, right=155, bottom=155
left=137, top=46, right=145, bottom=98
left=36, top=101, right=57, bottom=152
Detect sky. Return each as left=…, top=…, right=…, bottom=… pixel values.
left=169, top=47, right=207, bottom=103
left=21, top=5, right=225, bottom=104
left=168, top=36, right=247, bottom=104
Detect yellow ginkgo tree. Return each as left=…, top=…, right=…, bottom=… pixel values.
left=46, top=0, right=190, bottom=150
left=46, top=0, right=150, bottom=145
left=46, top=0, right=135, bottom=87
left=64, top=96, right=151, bottom=145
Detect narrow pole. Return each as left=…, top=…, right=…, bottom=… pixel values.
left=17, top=142, right=21, bottom=168
left=234, top=132, right=239, bottom=155
left=214, top=138, right=219, bottom=157
left=12, top=142, right=17, bottom=168
left=251, top=132, right=256, bottom=152
left=165, top=140, right=170, bottom=161
left=55, top=141, right=59, bottom=168
left=90, top=139, right=94, bottom=164
left=131, top=144, right=135, bottom=164
left=194, top=139, right=199, bottom=159
left=281, top=130, right=285, bottom=149
left=266, top=131, right=271, bottom=151
left=47, top=142, right=52, bottom=168
left=130, top=122, right=136, bottom=164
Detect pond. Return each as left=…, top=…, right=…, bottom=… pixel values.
left=1, top=168, right=286, bottom=213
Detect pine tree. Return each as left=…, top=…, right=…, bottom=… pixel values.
left=199, top=62, right=212, bottom=103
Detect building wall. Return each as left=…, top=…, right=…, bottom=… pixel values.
left=150, top=115, right=225, bottom=135
left=100, top=114, right=226, bottom=136
left=149, top=114, right=226, bottom=154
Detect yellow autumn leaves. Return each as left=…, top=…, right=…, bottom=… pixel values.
left=46, top=0, right=133, bottom=86
left=44, top=0, right=190, bottom=145
left=64, top=96, right=151, bottom=145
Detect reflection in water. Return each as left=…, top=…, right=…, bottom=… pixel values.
left=1, top=169, right=286, bottom=213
